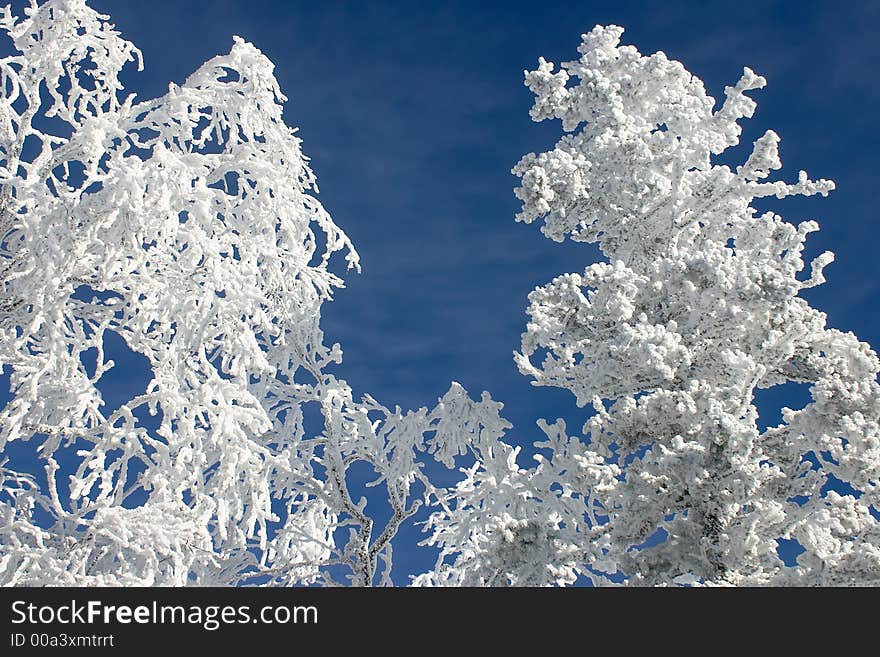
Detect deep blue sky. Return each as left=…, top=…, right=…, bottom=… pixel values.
left=7, top=1, right=880, bottom=583
left=88, top=0, right=879, bottom=423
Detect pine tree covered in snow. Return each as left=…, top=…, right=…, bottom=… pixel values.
left=419, top=25, right=880, bottom=586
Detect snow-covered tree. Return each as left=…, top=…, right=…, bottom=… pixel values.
left=0, top=0, right=503, bottom=586
left=419, top=25, right=880, bottom=586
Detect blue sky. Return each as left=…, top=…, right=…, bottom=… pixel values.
left=89, top=0, right=879, bottom=422
left=6, top=0, right=880, bottom=583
